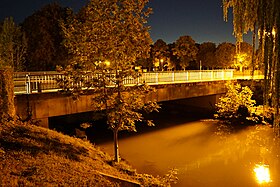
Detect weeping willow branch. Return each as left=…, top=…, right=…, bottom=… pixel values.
left=223, top=0, right=280, bottom=135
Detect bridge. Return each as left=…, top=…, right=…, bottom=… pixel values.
left=13, top=70, right=263, bottom=128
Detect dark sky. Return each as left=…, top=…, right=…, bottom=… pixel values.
left=0, top=0, right=243, bottom=45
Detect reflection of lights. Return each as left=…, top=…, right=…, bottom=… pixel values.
left=254, top=164, right=271, bottom=184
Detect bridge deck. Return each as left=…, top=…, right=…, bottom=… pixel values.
left=13, top=70, right=263, bottom=95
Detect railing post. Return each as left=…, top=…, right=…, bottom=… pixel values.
left=26, top=74, right=31, bottom=94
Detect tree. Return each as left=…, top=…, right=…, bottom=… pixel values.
left=0, top=17, right=27, bottom=71
left=234, top=42, right=253, bottom=71
left=22, top=3, right=72, bottom=71
left=215, top=42, right=236, bottom=68
left=0, top=68, right=15, bottom=121
left=150, top=39, right=170, bottom=71
left=223, top=0, right=280, bottom=134
left=197, top=42, right=217, bottom=69
left=58, top=0, right=159, bottom=162
left=172, top=35, right=198, bottom=70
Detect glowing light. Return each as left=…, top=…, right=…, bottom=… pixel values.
left=254, top=164, right=271, bottom=184
left=272, top=28, right=276, bottom=37
left=104, top=60, right=110, bottom=66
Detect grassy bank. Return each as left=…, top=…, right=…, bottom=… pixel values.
left=0, top=120, right=175, bottom=186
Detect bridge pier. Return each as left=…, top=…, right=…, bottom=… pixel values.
left=37, top=118, right=49, bottom=128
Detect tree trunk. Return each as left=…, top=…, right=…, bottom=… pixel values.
left=113, top=129, right=120, bottom=162
left=0, top=67, right=15, bottom=121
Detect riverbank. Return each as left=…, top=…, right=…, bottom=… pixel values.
left=0, top=120, right=174, bottom=186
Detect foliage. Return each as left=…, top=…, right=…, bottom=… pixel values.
left=150, top=39, right=170, bottom=70
left=223, top=0, right=280, bottom=134
left=215, top=83, right=256, bottom=121
left=215, top=42, right=236, bottom=68
left=21, top=3, right=72, bottom=71
left=58, top=0, right=159, bottom=162
left=172, top=35, right=198, bottom=70
left=234, top=42, right=253, bottom=71
left=197, top=42, right=217, bottom=69
left=0, top=17, right=27, bottom=71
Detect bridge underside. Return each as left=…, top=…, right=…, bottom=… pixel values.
left=15, top=80, right=230, bottom=128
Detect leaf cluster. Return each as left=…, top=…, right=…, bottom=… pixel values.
left=215, top=83, right=256, bottom=121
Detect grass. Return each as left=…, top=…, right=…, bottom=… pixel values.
left=0, top=119, right=174, bottom=186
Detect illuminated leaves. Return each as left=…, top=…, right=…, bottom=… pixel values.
left=215, top=83, right=256, bottom=120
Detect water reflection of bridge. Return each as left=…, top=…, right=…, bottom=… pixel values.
left=13, top=70, right=263, bottom=127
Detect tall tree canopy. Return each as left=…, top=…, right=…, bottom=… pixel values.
left=197, top=42, right=217, bottom=69
left=223, top=0, right=280, bottom=134
left=172, top=35, right=198, bottom=70
left=59, top=0, right=159, bottom=162
left=215, top=42, right=236, bottom=68
left=22, top=3, right=72, bottom=71
left=0, top=17, right=27, bottom=71
left=150, top=39, right=169, bottom=70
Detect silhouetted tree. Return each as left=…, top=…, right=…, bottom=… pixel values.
left=150, top=39, right=170, bottom=70
left=173, top=35, right=198, bottom=70
left=58, top=0, right=159, bottom=162
left=22, top=3, right=73, bottom=71
left=0, top=17, right=27, bottom=71
left=197, top=42, right=217, bottom=69
left=168, top=43, right=179, bottom=70
left=215, top=42, right=236, bottom=68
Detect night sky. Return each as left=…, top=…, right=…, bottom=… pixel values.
left=0, top=0, right=243, bottom=45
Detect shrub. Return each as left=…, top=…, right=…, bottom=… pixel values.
left=215, top=83, right=256, bottom=120
left=215, top=83, right=275, bottom=125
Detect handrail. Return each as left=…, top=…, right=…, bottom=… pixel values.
left=13, top=69, right=263, bottom=95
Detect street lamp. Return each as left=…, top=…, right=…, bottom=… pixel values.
left=160, top=58, right=164, bottom=71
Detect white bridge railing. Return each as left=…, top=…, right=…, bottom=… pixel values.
left=13, top=69, right=262, bottom=95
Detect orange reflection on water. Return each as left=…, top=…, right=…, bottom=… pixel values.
left=254, top=164, right=271, bottom=184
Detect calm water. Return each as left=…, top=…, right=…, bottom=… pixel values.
left=98, top=119, right=280, bottom=186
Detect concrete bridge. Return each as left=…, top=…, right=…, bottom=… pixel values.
left=13, top=70, right=263, bottom=127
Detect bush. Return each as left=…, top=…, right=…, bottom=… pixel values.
left=215, top=83, right=256, bottom=121
left=215, top=83, right=274, bottom=125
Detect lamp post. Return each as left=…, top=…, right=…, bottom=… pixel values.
left=160, top=58, right=164, bottom=71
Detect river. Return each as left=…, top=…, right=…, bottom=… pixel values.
left=96, top=102, right=280, bottom=187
